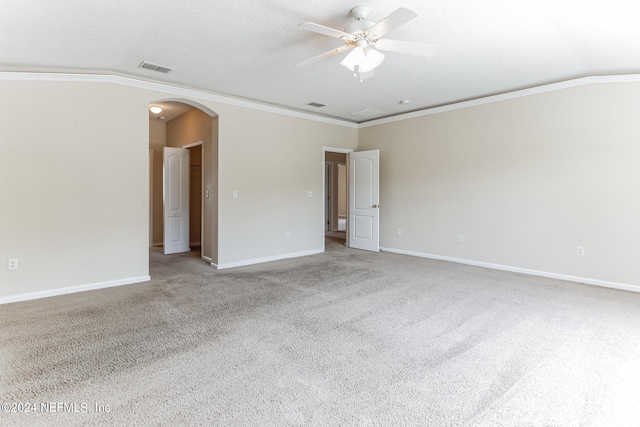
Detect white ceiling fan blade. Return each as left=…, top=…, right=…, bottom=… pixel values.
left=298, top=22, right=352, bottom=40
left=375, top=39, right=438, bottom=57
left=366, top=8, right=417, bottom=39
left=296, top=45, right=351, bottom=68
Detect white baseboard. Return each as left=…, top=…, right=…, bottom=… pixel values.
left=212, top=249, right=323, bottom=270
left=380, top=247, right=640, bottom=294
left=154, top=243, right=202, bottom=249
left=201, top=255, right=212, bottom=263
left=0, top=275, right=151, bottom=305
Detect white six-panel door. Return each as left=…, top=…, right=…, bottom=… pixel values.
left=349, top=150, right=380, bottom=252
left=163, top=147, right=190, bottom=254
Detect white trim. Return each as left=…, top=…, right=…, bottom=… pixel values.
left=4, top=72, right=639, bottom=129
left=181, top=142, right=205, bottom=257
left=323, top=146, right=354, bottom=154
left=149, top=148, right=154, bottom=247
left=212, top=249, right=323, bottom=270
left=0, top=72, right=358, bottom=129
left=360, top=74, right=640, bottom=128
left=201, top=255, right=212, bottom=263
left=380, top=247, right=640, bottom=294
left=183, top=140, right=203, bottom=149
left=153, top=98, right=217, bottom=118
left=0, top=275, right=151, bottom=305
left=325, top=161, right=333, bottom=232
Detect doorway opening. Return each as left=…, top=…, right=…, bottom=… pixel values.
left=184, top=142, right=203, bottom=251
left=148, top=100, right=219, bottom=265
left=324, top=148, right=351, bottom=246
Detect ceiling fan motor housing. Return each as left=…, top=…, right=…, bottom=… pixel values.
left=350, top=5, right=370, bottom=20
left=345, top=20, right=375, bottom=36
left=346, top=5, right=375, bottom=36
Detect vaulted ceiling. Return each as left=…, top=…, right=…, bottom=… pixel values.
left=2, top=0, right=639, bottom=122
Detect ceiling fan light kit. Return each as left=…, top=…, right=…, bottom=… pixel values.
left=340, top=46, right=385, bottom=75
left=297, top=5, right=437, bottom=82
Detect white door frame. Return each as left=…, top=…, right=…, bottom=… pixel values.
left=149, top=149, right=154, bottom=247
left=183, top=141, right=204, bottom=252
left=323, top=147, right=353, bottom=250
left=325, top=161, right=333, bottom=232
left=337, top=162, right=347, bottom=221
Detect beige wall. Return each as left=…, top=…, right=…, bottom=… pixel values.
left=166, top=108, right=211, bottom=149
left=218, top=108, right=357, bottom=265
left=0, top=76, right=356, bottom=301
left=8, top=75, right=633, bottom=301
left=358, top=83, right=640, bottom=286
left=0, top=80, right=151, bottom=299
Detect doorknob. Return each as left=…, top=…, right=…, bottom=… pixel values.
left=372, top=204, right=379, bottom=208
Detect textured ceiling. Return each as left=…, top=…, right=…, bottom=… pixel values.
left=2, top=0, right=640, bottom=123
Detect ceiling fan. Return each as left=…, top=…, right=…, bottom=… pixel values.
left=297, top=5, right=437, bottom=81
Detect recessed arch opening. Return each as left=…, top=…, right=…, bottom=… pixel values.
left=148, top=98, right=219, bottom=266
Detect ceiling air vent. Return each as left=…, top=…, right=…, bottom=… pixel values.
left=138, top=61, right=174, bottom=74
left=307, top=102, right=327, bottom=108
left=350, top=108, right=383, bottom=118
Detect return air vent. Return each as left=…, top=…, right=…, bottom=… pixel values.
left=307, top=102, right=327, bottom=108
left=350, top=108, right=383, bottom=118
left=138, top=61, right=174, bottom=73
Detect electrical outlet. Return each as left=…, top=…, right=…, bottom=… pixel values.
left=285, top=231, right=290, bottom=239
left=577, top=246, right=585, bottom=256
left=396, top=228, right=402, bottom=236
left=8, top=259, right=18, bottom=270
left=457, top=234, right=464, bottom=242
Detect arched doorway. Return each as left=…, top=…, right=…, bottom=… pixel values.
left=148, top=99, right=219, bottom=265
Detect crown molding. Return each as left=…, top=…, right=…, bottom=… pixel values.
left=0, top=71, right=359, bottom=129
left=2, top=72, right=639, bottom=130
left=359, top=74, right=640, bottom=128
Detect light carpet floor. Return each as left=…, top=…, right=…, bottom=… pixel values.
left=1, top=237, right=640, bottom=426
